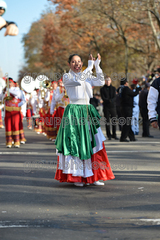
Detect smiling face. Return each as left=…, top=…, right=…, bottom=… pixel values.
left=68, top=55, right=83, bottom=73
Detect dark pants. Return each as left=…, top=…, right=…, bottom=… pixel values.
left=116, top=106, right=122, bottom=131
left=140, top=107, right=150, bottom=136
left=103, top=107, right=117, bottom=138
left=120, top=107, right=135, bottom=141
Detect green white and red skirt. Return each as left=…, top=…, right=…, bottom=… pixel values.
left=55, top=104, right=115, bottom=184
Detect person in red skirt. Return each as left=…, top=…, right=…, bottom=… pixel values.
left=54, top=79, right=70, bottom=132
left=25, top=92, right=32, bottom=129
left=45, top=81, right=58, bottom=141
left=15, top=81, right=26, bottom=144
left=0, top=77, right=5, bottom=128
left=55, top=53, right=115, bottom=187
left=4, top=78, right=26, bottom=148
left=0, top=92, right=4, bottom=128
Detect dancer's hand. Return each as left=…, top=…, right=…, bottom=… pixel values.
left=89, top=54, right=95, bottom=61
left=97, top=53, right=101, bottom=60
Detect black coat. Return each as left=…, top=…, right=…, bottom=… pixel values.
left=90, top=97, right=99, bottom=109
left=100, top=84, right=116, bottom=109
left=139, top=88, right=148, bottom=110
left=121, top=86, right=140, bottom=108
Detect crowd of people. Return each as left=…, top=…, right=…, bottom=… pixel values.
left=90, top=69, right=160, bottom=142
left=0, top=54, right=160, bottom=187
left=0, top=76, right=70, bottom=147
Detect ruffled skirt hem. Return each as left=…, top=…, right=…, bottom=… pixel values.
left=55, top=143, right=115, bottom=183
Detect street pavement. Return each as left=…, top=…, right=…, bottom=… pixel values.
left=0, top=120, right=160, bottom=240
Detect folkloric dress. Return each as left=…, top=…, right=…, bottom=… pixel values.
left=0, top=90, right=4, bottom=128
left=38, top=89, right=46, bottom=135
left=54, top=84, right=70, bottom=133
left=55, top=59, right=115, bottom=184
left=45, top=88, right=57, bottom=140
left=25, top=93, right=32, bottom=129
left=4, top=87, right=26, bottom=146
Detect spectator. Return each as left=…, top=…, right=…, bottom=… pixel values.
left=116, top=87, right=122, bottom=131
left=90, top=93, right=99, bottom=110
left=131, top=81, right=140, bottom=135
left=100, top=76, right=118, bottom=140
left=119, top=78, right=141, bottom=142
left=139, top=82, right=153, bottom=137
left=96, top=94, right=104, bottom=117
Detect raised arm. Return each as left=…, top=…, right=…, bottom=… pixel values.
left=87, top=54, right=105, bottom=87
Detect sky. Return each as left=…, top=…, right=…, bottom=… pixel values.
left=0, top=0, right=52, bottom=81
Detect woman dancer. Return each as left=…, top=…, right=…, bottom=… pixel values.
left=55, top=53, right=115, bottom=186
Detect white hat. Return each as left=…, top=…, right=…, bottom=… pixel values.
left=0, top=0, right=7, bottom=15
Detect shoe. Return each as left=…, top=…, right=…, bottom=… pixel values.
left=130, top=138, right=137, bottom=141
left=52, top=139, right=56, bottom=142
left=6, top=145, right=11, bottom=148
left=111, top=135, right=119, bottom=140
left=0, top=126, right=4, bottom=128
left=120, top=139, right=129, bottom=142
left=42, top=133, right=47, bottom=136
left=21, top=141, right=25, bottom=144
left=114, top=136, right=119, bottom=140
left=14, top=145, right=20, bottom=148
left=94, top=181, right=104, bottom=186
left=74, top=182, right=84, bottom=187
left=37, top=132, right=40, bottom=135
left=142, top=135, right=154, bottom=138
left=108, top=137, right=111, bottom=140
left=86, top=183, right=90, bottom=186
left=28, top=127, right=32, bottom=130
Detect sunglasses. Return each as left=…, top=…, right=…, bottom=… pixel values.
left=0, top=7, right=5, bottom=10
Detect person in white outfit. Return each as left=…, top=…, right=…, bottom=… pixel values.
left=131, top=81, right=140, bottom=135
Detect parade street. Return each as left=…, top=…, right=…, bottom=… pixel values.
left=0, top=121, right=160, bottom=240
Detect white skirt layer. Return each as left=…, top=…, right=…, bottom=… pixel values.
left=57, top=127, right=106, bottom=178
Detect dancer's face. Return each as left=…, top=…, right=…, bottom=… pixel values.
left=69, top=55, right=83, bottom=73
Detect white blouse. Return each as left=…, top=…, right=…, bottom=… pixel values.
left=63, top=59, right=104, bottom=105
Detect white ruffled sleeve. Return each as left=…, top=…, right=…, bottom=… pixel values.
left=147, top=86, right=159, bottom=122
left=63, top=73, right=81, bottom=87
